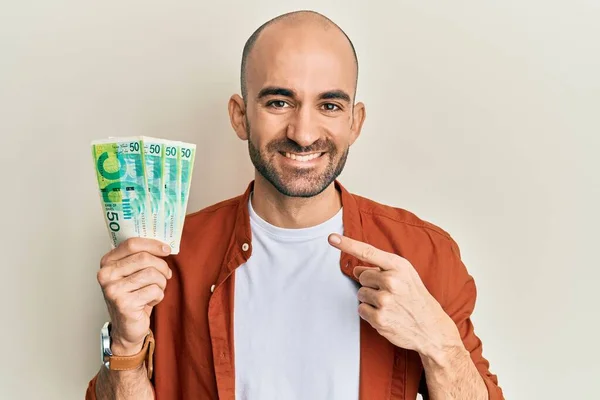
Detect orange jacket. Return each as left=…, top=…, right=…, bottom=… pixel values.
left=87, top=181, right=503, bottom=399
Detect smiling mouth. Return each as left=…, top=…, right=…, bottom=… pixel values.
left=281, top=152, right=325, bottom=162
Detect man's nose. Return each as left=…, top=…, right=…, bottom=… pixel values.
left=286, top=106, right=320, bottom=148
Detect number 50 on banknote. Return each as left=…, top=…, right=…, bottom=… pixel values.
left=91, top=137, right=196, bottom=254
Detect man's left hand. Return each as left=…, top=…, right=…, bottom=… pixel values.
left=328, top=233, right=463, bottom=359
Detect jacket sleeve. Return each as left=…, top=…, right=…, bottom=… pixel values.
left=441, top=237, right=505, bottom=400
left=85, top=375, right=98, bottom=400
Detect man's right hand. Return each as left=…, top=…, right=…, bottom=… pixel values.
left=97, top=238, right=172, bottom=356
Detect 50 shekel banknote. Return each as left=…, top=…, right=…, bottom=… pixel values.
left=91, top=137, right=195, bottom=254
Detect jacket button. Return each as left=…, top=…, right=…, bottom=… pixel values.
left=242, top=243, right=250, bottom=251
left=210, top=284, right=215, bottom=293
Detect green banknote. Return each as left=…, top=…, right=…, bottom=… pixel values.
left=141, top=137, right=165, bottom=241
left=91, top=138, right=150, bottom=248
left=92, top=136, right=195, bottom=254
left=162, top=141, right=181, bottom=253
left=175, top=142, right=196, bottom=247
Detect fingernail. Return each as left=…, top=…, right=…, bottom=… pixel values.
left=329, top=234, right=341, bottom=244
left=168, top=269, right=173, bottom=279
left=162, top=245, right=171, bottom=254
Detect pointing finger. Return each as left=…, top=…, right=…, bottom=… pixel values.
left=328, top=234, right=396, bottom=270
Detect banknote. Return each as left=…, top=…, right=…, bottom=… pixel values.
left=92, top=136, right=195, bottom=254
left=162, top=141, right=181, bottom=253
left=91, top=137, right=150, bottom=248
left=175, top=142, right=196, bottom=247
left=141, top=137, right=165, bottom=241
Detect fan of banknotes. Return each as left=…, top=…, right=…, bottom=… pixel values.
left=91, top=137, right=196, bottom=254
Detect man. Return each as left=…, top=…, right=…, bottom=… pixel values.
left=86, top=10, right=503, bottom=400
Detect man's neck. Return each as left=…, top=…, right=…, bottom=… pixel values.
left=250, top=174, right=342, bottom=229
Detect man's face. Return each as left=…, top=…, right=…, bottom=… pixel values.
left=246, top=115, right=349, bottom=198
left=238, top=23, right=363, bottom=198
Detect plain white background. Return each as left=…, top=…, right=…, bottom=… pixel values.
left=1, top=1, right=598, bottom=399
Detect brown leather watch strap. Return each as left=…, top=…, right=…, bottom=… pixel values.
left=108, top=330, right=155, bottom=379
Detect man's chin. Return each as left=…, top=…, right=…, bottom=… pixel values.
left=269, top=176, right=331, bottom=198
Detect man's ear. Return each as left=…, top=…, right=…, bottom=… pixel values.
left=349, top=101, right=366, bottom=146
left=228, top=94, right=248, bottom=140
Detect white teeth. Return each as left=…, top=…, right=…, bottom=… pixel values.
left=284, top=152, right=321, bottom=162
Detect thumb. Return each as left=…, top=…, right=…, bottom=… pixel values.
left=143, top=304, right=155, bottom=316
left=353, top=265, right=380, bottom=279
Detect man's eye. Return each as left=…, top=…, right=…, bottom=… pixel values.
left=267, top=100, right=289, bottom=108
left=322, top=103, right=340, bottom=111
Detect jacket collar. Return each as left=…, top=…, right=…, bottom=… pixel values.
left=216, top=180, right=364, bottom=284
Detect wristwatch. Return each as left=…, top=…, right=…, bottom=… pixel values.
left=100, top=322, right=155, bottom=379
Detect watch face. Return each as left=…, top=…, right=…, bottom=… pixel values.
left=101, top=322, right=112, bottom=368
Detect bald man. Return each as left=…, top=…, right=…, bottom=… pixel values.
left=87, top=11, right=504, bottom=400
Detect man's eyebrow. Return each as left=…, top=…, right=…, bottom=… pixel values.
left=318, top=90, right=352, bottom=103
left=257, top=87, right=296, bottom=99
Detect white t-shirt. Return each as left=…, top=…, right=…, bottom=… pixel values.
left=233, top=197, right=361, bottom=400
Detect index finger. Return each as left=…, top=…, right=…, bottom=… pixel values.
left=328, top=234, right=396, bottom=270
left=101, top=237, right=171, bottom=265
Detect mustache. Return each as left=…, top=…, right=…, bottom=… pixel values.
left=266, top=138, right=336, bottom=154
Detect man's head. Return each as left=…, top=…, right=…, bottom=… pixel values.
left=228, top=10, right=366, bottom=197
